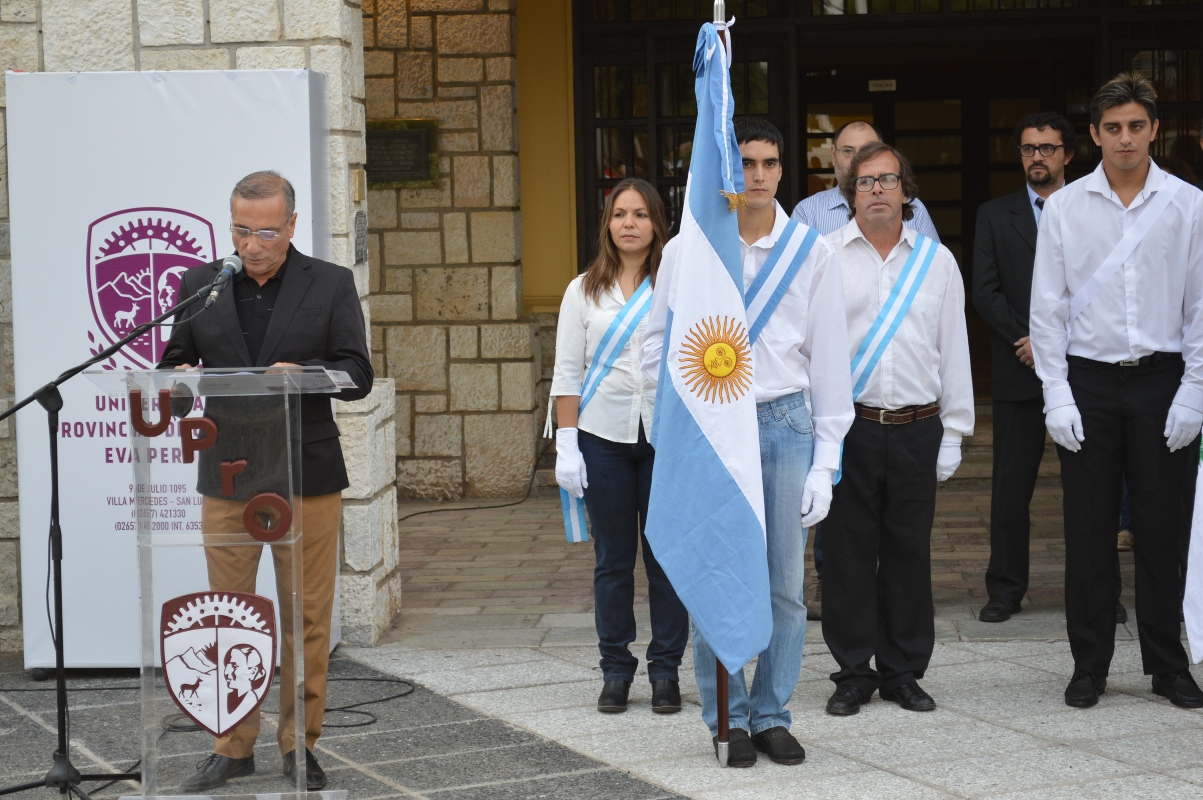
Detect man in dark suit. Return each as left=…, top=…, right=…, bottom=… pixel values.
left=972, top=113, right=1074, bottom=623
left=160, top=171, right=373, bottom=791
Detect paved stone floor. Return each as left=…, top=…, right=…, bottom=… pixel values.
left=346, top=638, right=1203, bottom=800
left=393, top=482, right=1133, bottom=647
left=3, top=482, right=1180, bottom=800
left=0, top=654, right=679, bottom=799
left=366, top=489, right=1203, bottom=799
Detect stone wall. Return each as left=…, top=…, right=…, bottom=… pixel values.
left=362, top=0, right=538, bottom=500
left=0, top=0, right=400, bottom=650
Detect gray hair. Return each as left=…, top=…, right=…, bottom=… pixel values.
left=1091, top=72, right=1158, bottom=129
left=230, top=170, right=296, bottom=216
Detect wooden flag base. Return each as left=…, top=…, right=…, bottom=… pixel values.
left=715, top=658, right=729, bottom=767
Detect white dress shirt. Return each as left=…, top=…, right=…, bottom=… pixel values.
left=791, top=186, right=942, bottom=240
left=641, top=201, right=855, bottom=470
left=550, top=275, right=655, bottom=443
left=828, top=219, right=975, bottom=443
left=1029, top=159, right=1203, bottom=412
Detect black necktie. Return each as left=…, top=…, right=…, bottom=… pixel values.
left=1035, top=197, right=1044, bottom=210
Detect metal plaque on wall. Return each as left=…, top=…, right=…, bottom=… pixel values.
left=366, top=119, right=438, bottom=188
left=354, top=210, right=368, bottom=264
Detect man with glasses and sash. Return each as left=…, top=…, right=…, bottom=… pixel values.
left=821, top=141, right=974, bottom=717
left=1030, top=73, right=1203, bottom=710
left=790, top=120, right=940, bottom=622
left=643, top=117, right=853, bottom=767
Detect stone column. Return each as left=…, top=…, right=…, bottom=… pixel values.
left=363, top=0, right=538, bottom=501
left=336, top=379, right=400, bottom=645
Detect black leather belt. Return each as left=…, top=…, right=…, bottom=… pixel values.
left=854, top=403, right=940, bottom=425
left=1069, top=352, right=1181, bottom=368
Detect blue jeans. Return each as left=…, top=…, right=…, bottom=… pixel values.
left=579, top=426, right=689, bottom=683
left=691, top=391, right=813, bottom=736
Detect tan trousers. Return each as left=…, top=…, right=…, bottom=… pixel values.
left=202, top=492, right=341, bottom=758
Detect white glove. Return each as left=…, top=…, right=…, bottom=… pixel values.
left=800, top=466, right=834, bottom=529
left=1165, top=404, right=1203, bottom=452
left=555, top=427, right=588, bottom=498
left=1046, top=404, right=1085, bottom=452
left=936, top=441, right=962, bottom=482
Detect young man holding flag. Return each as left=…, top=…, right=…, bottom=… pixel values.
left=642, top=108, right=853, bottom=765
left=821, top=141, right=974, bottom=716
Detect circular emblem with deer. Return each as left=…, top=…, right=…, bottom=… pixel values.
left=679, top=315, right=752, bottom=404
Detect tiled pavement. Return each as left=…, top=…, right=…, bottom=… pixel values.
left=0, top=654, right=680, bottom=799
left=1, top=471, right=1173, bottom=800
left=359, top=485, right=1203, bottom=800
left=345, top=638, right=1203, bottom=800
left=393, top=479, right=1133, bottom=646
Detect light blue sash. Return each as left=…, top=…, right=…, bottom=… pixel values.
left=561, top=278, right=653, bottom=543
left=836, top=234, right=939, bottom=483
left=744, top=220, right=821, bottom=346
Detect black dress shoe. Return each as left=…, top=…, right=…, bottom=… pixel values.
left=1116, top=601, right=1128, bottom=624
left=826, top=684, right=871, bottom=716
left=979, top=597, right=1021, bottom=623
left=1152, top=670, right=1203, bottom=708
left=1064, top=671, right=1106, bottom=708
left=712, top=728, right=757, bottom=767
left=881, top=682, right=936, bottom=712
left=283, top=748, right=326, bottom=791
left=597, top=680, right=631, bottom=713
left=650, top=679, right=681, bottom=714
left=750, top=726, right=806, bottom=765
left=180, top=753, right=255, bottom=792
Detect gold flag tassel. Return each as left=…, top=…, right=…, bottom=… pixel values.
left=719, top=190, right=747, bottom=211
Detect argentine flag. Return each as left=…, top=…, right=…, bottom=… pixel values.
left=645, top=23, right=771, bottom=674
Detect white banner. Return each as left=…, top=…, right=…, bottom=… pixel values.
left=7, top=70, right=331, bottom=666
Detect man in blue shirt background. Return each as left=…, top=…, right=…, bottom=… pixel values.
left=792, top=120, right=940, bottom=241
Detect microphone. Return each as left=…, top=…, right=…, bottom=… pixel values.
left=203, top=254, right=243, bottom=309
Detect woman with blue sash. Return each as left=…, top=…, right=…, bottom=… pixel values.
left=549, top=178, right=689, bottom=714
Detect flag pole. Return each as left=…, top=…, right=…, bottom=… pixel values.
left=715, top=658, right=729, bottom=766
left=711, top=0, right=731, bottom=770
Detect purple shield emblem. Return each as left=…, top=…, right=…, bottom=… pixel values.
left=87, top=208, right=217, bottom=369
left=161, top=592, right=277, bottom=738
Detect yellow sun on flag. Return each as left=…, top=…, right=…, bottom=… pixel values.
left=679, top=316, right=753, bottom=404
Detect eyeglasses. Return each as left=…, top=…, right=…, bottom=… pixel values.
left=854, top=173, right=900, bottom=192
left=231, top=225, right=283, bottom=241
left=1017, top=144, right=1066, bottom=158
left=834, top=146, right=858, bottom=158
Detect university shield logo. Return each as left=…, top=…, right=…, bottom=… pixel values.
left=87, top=208, right=217, bottom=368
left=160, top=592, right=277, bottom=738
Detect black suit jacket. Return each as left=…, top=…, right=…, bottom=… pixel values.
left=159, top=246, right=374, bottom=496
left=972, top=189, right=1044, bottom=402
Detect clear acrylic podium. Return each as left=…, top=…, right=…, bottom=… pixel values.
left=86, top=367, right=346, bottom=800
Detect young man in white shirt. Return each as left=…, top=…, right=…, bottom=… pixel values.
left=1029, top=72, right=1203, bottom=709
left=642, top=118, right=853, bottom=767
left=821, top=141, right=974, bottom=717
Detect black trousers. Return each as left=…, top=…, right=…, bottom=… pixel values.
left=985, top=398, right=1047, bottom=604
left=821, top=414, right=943, bottom=694
left=1059, top=354, right=1197, bottom=677
left=578, top=426, right=689, bottom=683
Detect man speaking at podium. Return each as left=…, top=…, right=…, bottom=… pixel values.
left=159, top=171, right=373, bottom=791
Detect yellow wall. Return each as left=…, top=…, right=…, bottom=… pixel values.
left=516, top=0, right=578, bottom=314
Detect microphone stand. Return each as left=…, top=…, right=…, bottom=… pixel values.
left=0, top=277, right=221, bottom=799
